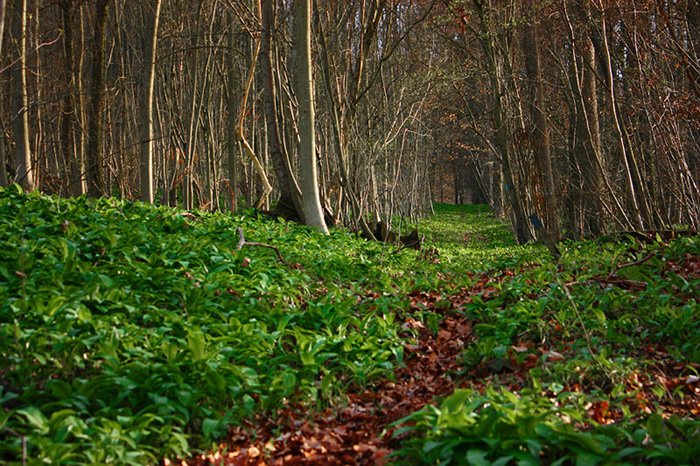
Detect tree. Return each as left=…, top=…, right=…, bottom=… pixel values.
left=260, top=0, right=303, bottom=219
left=85, top=0, right=111, bottom=198
left=11, top=0, right=34, bottom=191
left=0, top=0, right=7, bottom=187
left=522, top=0, right=560, bottom=240
left=471, top=0, right=528, bottom=244
left=295, top=0, right=328, bottom=233
left=139, top=0, right=162, bottom=204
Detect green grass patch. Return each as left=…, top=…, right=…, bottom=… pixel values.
left=2, top=189, right=699, bottom=464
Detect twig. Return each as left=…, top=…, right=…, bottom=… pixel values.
left=236, top=227, right=289, bottom=266
left=554, top=274, right=610, bottom=379
left=606, top=252, right=657, bottom=280
left=180, top=212, right=199, bottom=222
left=2, top=425, right=27, bottom=466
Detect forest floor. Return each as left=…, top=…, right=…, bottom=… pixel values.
left=186, top=205, right=700, bottom=466
left=1, top=188, right=698, bottom=465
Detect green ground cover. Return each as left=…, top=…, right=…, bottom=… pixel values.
left=1, top=186, right=698, bottom=465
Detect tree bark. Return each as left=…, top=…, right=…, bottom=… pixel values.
left=11, top=0, right=34, bottom=192
left=139, top=0, right=162, bottom=204
left=592, top=1, right=649, bottom=230
left=226, top=10, right=239, bottom=213
left=59, top=0, right=85, bottom=197
left=0, top=0, right=7, bottom=187
left=86, top=0, right=111, bottom=198
left=522, top=1, right=560, bottom=240
left=260, top=0, right=303, bottom=219
left=295, top=0, right=328, bottom=233
left=473, top=0, right=528, bottom=244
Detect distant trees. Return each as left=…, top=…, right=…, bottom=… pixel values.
left=426, top=0, right=700, bottom=241
left=0, top=0, right=697, bottom=238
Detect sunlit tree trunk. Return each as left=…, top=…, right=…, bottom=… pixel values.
left=11, top=0, right=34, bottom=192
left=295, top=0, right=328, bottom=233
left=562, top=0, right=631, bottom=237
left=139, top=0, right=162, bottom=204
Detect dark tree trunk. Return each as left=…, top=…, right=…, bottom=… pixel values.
left=86, top=0, right=110, bottom=198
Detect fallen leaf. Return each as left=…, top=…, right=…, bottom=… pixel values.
left=512, top=344, right=529, bottom=353
left=546, top=351, right=565, bottom=362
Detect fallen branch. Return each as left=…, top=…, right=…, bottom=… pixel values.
left=236, top=227, right=289, bottom=266
left=2, top=425, right=27, bottom=466
left=180, top=212, right=199, bottom=222
left=606, top=252, right=657, bottom=280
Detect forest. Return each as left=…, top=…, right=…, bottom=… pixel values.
left=1, top=0, right=700, bottom=464
left=1, top=0, right=699, bottom=240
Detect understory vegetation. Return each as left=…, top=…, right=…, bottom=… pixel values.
left=1, top=185, right=699, bottom=465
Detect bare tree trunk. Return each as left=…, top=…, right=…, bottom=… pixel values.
left=11, top=0, right=34, bottom=191
left=86, top=0, right=111, bottom=198
left=593, top=1, right=648, bottom=230
left=563, top=0, right=631, bottom=237
left=139, top=0, right=162, bottom=204
left=59, top=0, right=84, bottom=196
left=473, top=0, right=528, bottom=243
left=260, top=0, right=303, bottom=219
left=226, top=10, right=239, bottom=213
left=0, top=0, right=7, bottom=187
left=295, top=0, right=328, bottom=233
left=76, top=4, right=87, bottom=195
left=523, top=1, right=560, bottom=240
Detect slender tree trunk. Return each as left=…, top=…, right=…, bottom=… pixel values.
left=59, top=1, right=83, bottom=196
left=473, top=0, right=527, bottom=243
left=11, top=0, right=34, bottom=191
left=139, top=0, right=162, bottom=204
left=182, top=2, right=205, bottom=209
left=523, top=1, right=560, bottom=240
left=226, top=11, right=239, bottom=213
left=0, top=0, right=7, bottom=187
left=76, top=4, right=87, bottom=195
left=562, top=0, right=632, bottom=237
left=593, top=1, right=648, bottom=230
left=295, top=0, right=328, bottom=233
left=86, top=0, right=111, bottom=198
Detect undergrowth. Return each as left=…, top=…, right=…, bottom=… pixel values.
left=1, top=190, right=698, bottom=464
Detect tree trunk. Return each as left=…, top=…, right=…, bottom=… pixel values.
left=86, top=0, right=111, bottom=198
left=139, top=0, right=162, bottom=204
left=0, top=0, right=7, bottom=187
left=11, top=0, right=34, bottom=192
left=59, top=1, right=84, bottom=197
left=295, top=0, right=328, bottom=233
left=260, top=0, right=303, bottom=219
left=226, top=10, right=239, bottom=213
left=473, top=0, right=528, bottom=244
left=522, top=1, right=560, bottom=240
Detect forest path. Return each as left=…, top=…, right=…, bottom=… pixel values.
left=186, top=204, right=700, bottom=466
